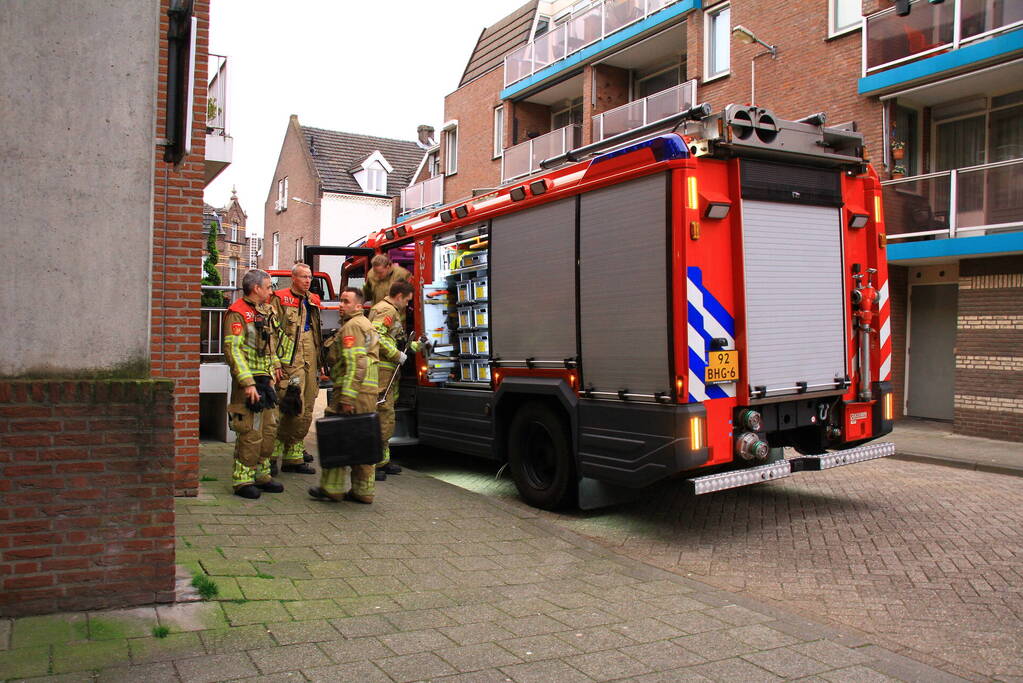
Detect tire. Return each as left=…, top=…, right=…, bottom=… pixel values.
left=507, top=403, right=576, bottom=510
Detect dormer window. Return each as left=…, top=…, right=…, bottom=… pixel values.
left=352, top=151, right=393, bottom=195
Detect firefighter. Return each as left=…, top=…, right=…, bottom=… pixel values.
left=368, top=280, right=425, bottom=480
left=223, top=269, right=286, bottom=499
left=363, top=253, right=410, bottom=306
left=309, top=287, right=380, bottom=504
left=270, top=262, right=321, bottom=475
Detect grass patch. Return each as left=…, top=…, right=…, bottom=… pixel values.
left=200, top=475, right=219, bottom=482
left=151, top=625, right=170, bottom=639
left=191, top=573, right=220, bottom=600
left=215, top=546, right=225, bottom=558
left=255, top=572, right=274, bottom=580
left=230, top=598, right=249, bottom=604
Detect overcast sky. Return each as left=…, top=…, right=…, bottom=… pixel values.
left=204, top=0, right=527, bottom=238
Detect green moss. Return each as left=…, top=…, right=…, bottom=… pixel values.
left=152, top=625, right=171, bottom=638
left=191, top=572, right=220, bottom=600
left=3, top=359, right=153, bottom=381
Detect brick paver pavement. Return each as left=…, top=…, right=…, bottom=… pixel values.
left=401, top=447, right=1023, bottom=681
left=0, top=443, right=964, bottom=682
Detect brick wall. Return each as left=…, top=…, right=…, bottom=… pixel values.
left=0, top=381, right=177, bottom=617
left=584, top=64, right=630, bottom=146
left=260, top=116, right=321, bottom=271
left=954, top=257, right=1023, bottom=441
left=152, top=0, right=210, bottom=497
left=442, top=68, right=506, bottom=202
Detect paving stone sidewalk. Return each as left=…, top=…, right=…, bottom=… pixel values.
left=0, top=443, right=966, bottom=682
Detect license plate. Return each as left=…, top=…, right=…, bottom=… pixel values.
left=705, top=350, right=738, bottom=384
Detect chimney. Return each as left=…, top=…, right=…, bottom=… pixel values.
left=417, top=124, right=435, bottom=148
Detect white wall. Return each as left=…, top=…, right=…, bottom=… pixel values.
left=0, top=0, right=159, bottom=376
left=317, top=192, right=393, bottom=285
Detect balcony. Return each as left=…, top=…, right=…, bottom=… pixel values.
left=593, top=79, right=696, bottom=142
left=504, top=0, right=686, bottom=89
left=882, top=158, right=1023, bottom=246
left=399, top=175, right=444, bottom=218
left=862, top=0, right=1023, bottom=85
left=501, top=125, right=582, bottom=183
left=205, top=53, right=233, bottom=185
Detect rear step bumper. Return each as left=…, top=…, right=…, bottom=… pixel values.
left=686, top=442, right=895, bottom=495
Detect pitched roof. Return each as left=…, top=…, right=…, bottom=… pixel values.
left=300, top=126, right=425, bottom=197
left=459, top=0, right=538, bottom=87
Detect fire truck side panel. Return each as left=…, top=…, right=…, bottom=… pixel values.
left=416, top=386, right=495, bottom=458
left=490, top=198, right=577, bottom=364
left=679, top=160, right=743, bottom=465
left=578, top=173, right=671, bottom=399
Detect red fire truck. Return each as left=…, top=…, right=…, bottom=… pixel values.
left=335, top=104, right=895, bottom=510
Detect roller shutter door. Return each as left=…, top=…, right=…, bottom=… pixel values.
left=491, top=198, right=576, bottom=363
left=579, top=173, right=670, bottom=398
left=741, top=199, right=847, bottom=397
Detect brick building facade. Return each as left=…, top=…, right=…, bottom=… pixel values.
left=1, top=0, right=218, bottom=615
left=204, top=189, right=255, bottom=293
left=420, top=0, right=1023, bottom=441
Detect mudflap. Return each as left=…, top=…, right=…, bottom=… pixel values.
left=390, top=406, right=419, bottom=447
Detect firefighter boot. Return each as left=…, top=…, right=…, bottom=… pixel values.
left=254, top=457, right=284, bottom=493
left=311, top=466, right=347, bottom=501
left=281, top=442, right=315, bottom=474
left=349, top=464, right=375, bottom=503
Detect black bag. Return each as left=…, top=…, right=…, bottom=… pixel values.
left=315, top=412, right=382, bottom=469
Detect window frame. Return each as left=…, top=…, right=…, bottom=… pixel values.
left=295, top=236, right=305, bottom=263
left=828, top=0, right=862, bottom=39
left=228, top=257, right=238, bottom=288
left=493, top=106, right=505, bottom=159
left=272, top=232, right=280, bottom=268
left=703, top=3, right=731, bottom=83
left=445, top=126, right=458, bottom=176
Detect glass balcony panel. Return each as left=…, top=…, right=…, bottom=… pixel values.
left=400, top=176, right=444, bottom=214
left=533, top=30, right=556, bottom=70
left=864, top=1, right=954, bottom=71
left=601, top=101, right=645, bottom=139
left=604, top=0, right=645, bottom=35
left=505, top=43, right=534, bottom=86
left=956, top=159, right=1023, bottom=233
left=422, top=175, right=443, bottom=207
left=567, top=5, right=603, bottom=53
left=502, top=141, right=532, bottom=181
left=881, top=174, right=952, bottom=240
left=207, top=54, right=228, bottom=134
left=594, top=80, right=696, bottom=141
left=960, top=0, right=1023, bottom=40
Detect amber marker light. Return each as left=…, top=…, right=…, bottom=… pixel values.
left=690, top=416, right=704, bottom=451
left=687, top=176, right=699, bottom=210
left=884, top=393, right=894, bottom=421
left=874, top=195, right=884, bottom=223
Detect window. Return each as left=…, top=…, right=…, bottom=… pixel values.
left=829, top=0, right=862, bottom=37
left=295, top=236, right=304, bottom=263
left=230, top=222, right=238, bottom=242
left=533, top=14, right=551, bottom=39
left=366, top=167, right=387, bottom=194
left=493, top=106, right=505, bottom=159
left=277, top=177, right=288, bottom=211
left=228, top=257, right=238, bottom=288
left=445, top=126, right=458, bottom=175
left=552, top=97, right=584, bottom=129
left=272, top=232, right=280, bottom=268
left=637, top=65, right=681, bottom=99
left=705, top=4, right=730, bottom=81
left=427, top=150, right=440, bottom=177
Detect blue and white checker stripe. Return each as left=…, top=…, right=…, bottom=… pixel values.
left=687, top=266, right=736, bottom=402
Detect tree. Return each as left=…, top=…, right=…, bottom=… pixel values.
left=201, top=220, right=227, bottom=307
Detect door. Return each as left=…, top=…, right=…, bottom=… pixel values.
left=907, top=283, right=957, bottom=420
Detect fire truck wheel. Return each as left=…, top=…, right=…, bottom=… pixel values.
left=507, top=403, right=576, bottom=510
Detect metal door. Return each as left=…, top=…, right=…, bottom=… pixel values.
left=907, top=283, right=957, bottom=420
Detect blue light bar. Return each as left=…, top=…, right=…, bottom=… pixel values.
left=590, top=134, right=689, bottom=166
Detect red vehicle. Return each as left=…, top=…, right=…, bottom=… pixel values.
left=338, top=104, right=895, bottom=510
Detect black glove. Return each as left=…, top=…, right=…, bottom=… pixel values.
left=280, top=382, right=303, bottom=417
left=251, top=376, right=279, bottom=413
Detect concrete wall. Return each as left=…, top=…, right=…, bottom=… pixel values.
left=0, top=0, right=159, bottom=377
left=319, top=193, right=393, bottom=281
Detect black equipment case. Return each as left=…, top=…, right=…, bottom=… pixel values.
left=315, top=413, right=382, bottom=469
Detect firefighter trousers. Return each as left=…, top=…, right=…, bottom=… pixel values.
left=376, top=369, right=397, bottom=468
left=319, top=392, right=376, bottom=503
left=229, top=404, right=279, bottom=489
left=274, top=353, right=320, bottom=464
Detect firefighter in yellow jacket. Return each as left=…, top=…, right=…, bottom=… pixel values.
left=308, top=287, right=381, bottom=504
left=270, top=262, right=321, bottom=475
left=368, top=280, right=425, bottom=479
left=223, top=269, right=286, bottom=499
left=363, top=253, right=410, bottom=306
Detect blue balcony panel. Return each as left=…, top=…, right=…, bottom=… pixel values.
left=860, top=28, right=1023, bottom=95
left=501, top=0, right=701, bottom=101
left=887, top=232, right=1023, bottom=263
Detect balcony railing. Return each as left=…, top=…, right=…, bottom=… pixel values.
left=882, top=158, right=1023, bottom=242
left=207, top=54, right=228, bottom=135
left=201, top=307, right=226, bottom=362
left=504, top=0, right=680, bottom=88
left=593, top=79, right=697, bottom=142
left=863, top=0, right=1023, bottom=75
left=501, top=125, right=582, bottom=182
left=399, top=175, right=444, bottom=216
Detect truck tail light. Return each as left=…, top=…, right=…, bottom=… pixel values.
left=690, top=416, right=704, bottom=450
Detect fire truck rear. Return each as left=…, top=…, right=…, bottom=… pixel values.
left=347, top=103, right=895, bottom=510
